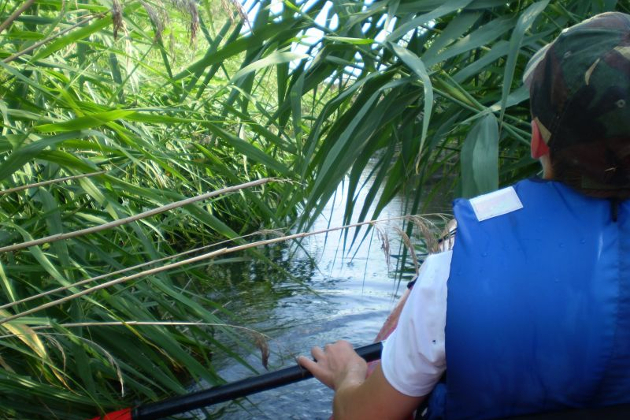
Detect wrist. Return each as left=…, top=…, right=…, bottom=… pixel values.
left=334, top=361, right=367, bottom=390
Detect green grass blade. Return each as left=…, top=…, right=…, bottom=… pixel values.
left=499, top=0, right=550, bottom=125
left=461, top=114, right=500, bottom=197
left=390, top=43, right=433, bottom=158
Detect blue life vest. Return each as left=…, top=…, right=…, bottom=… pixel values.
left=428, top=179, right=630, bottom=420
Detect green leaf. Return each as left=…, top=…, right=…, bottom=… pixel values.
left=174, top=19, right=304, bottom=81
left=9, top=225, right=71, bottom=286
left=204, top=124, right=291, bottom=175
left=3, top=30, right=46, bottom=41
left=461, top=114, right=500, bottom=197
left=0, top=263, right=16, bottom=303
left=35, top=110, right=136, bottom=132
left=32, top=16, right=113, bottom=61
left=324, top=36, right=375, bottom=45
left=232, top=51, right=308, bottom=82
left=291, top=73, right=305, bottom=153
left=0, top=132, right=83, bottom=181
left=390, top=43, right=433, bottom=158
left=499, top=0, right=550, bottom=124
left=424, top=16, right=515, bottom=68
left=37, top=188, right=72, bottom=279
left=422, top=12, right=481, bottom=64
left=386, top=0, right=475, bottom=42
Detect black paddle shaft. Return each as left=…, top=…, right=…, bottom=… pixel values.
left=133, top=342, right=383, bottom=420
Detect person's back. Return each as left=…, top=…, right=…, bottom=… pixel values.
left=429, top=12, right=630, bottom=419
left=432, top=179, right=630, bottom=419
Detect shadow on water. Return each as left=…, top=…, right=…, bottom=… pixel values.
left=193, top=175, right=452, bottom=419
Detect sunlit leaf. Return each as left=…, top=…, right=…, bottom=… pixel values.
left=461, top=114, right=500, bottom=197
left=232, top=51, right=309, bottom=82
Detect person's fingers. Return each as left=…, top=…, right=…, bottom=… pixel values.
left=297, top=355, right=317, bottom=372
left=311, top=346, right=325, bottom=361
left=301, top=358, right=336, bottom=389
left=298, top=355, right=332, bottom=386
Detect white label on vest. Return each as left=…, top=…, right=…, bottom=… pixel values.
left=469, top=186, right=523, bottom=221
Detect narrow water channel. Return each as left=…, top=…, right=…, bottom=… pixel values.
left=204, top=176, right=450, bottom=419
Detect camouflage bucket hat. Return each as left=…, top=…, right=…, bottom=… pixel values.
left=523, top=12, right=630, bottom=198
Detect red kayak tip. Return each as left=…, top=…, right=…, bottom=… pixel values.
left=87, top=408, right=132, bottom=420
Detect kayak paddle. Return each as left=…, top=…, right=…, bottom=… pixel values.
left=89, top=341, right=383, bottom=420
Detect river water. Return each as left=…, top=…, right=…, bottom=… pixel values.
left=203, top=176, right=451, bottom=419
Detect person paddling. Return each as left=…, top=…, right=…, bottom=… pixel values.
left=299, top=12, right=630, bottom=420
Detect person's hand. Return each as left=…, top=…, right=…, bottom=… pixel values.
left=298, top=340, right=368, bottom=390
